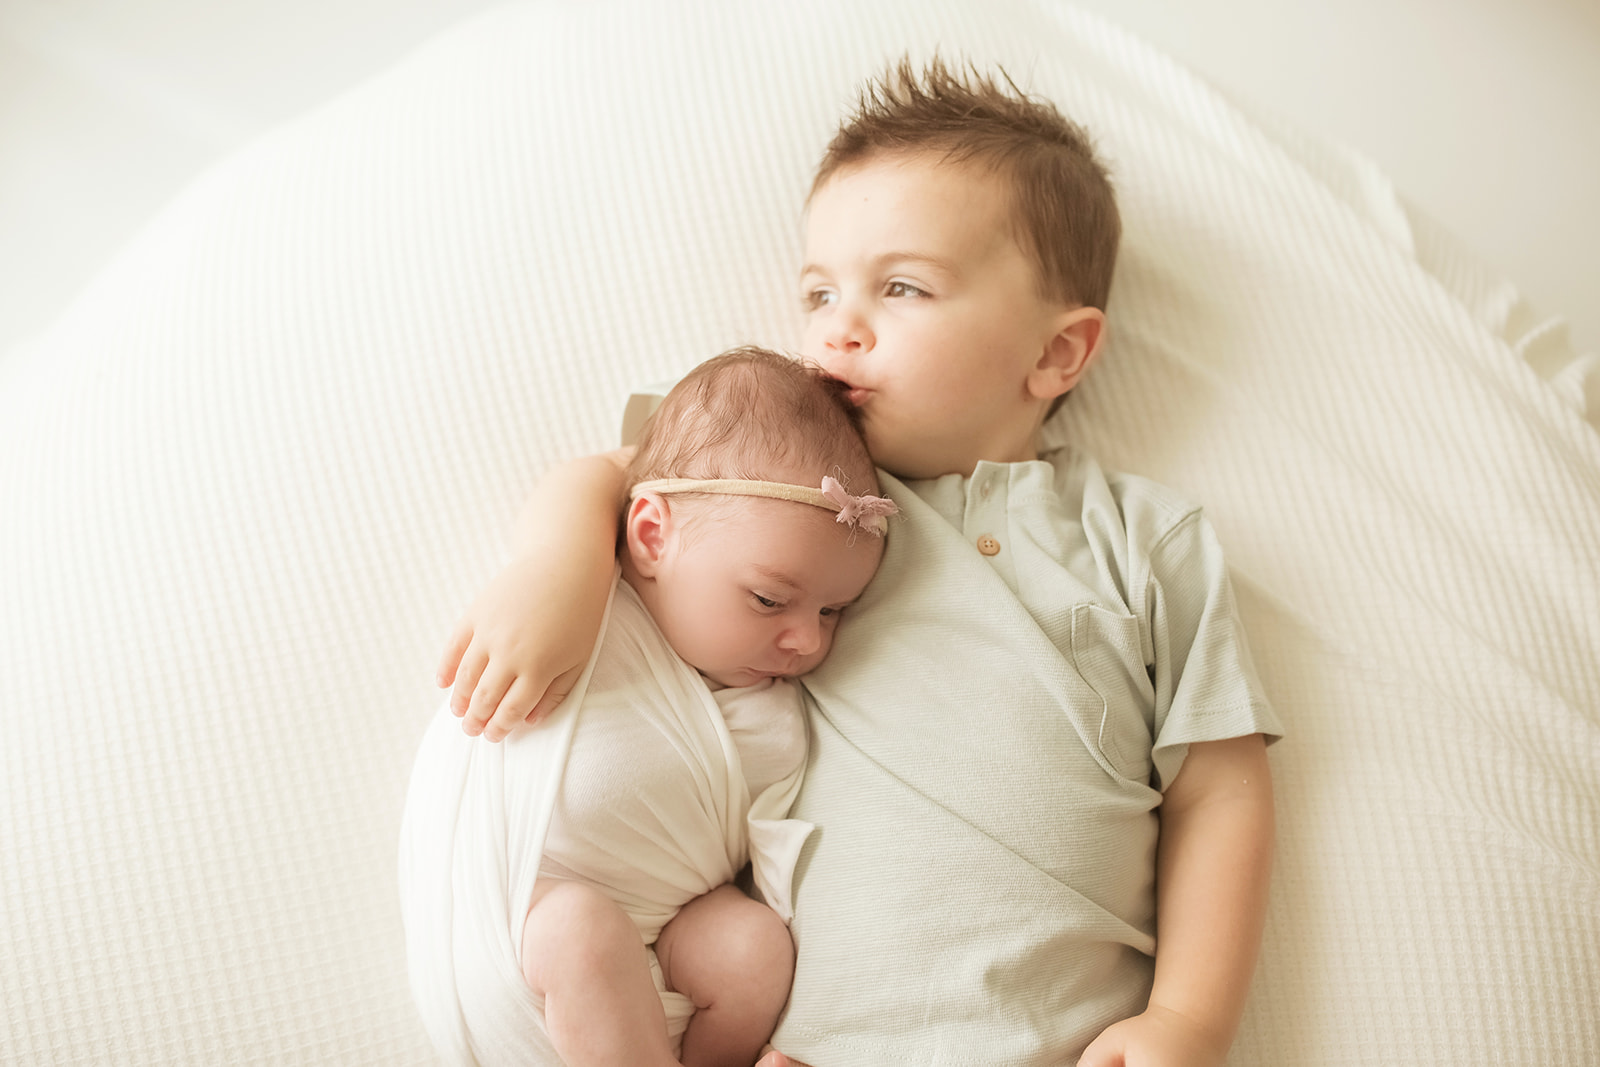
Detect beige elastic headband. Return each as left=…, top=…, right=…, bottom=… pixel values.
left=630, top=476, right=898, bottom=536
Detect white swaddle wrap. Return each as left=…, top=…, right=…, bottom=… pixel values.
left=399, top=573, right=813, bottom=1066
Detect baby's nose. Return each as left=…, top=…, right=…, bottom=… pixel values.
left=779, top=616, right=823, bottom=655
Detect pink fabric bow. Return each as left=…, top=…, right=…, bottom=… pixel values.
left=820, top=476, right=899, bottom=534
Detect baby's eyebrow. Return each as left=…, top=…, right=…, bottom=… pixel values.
left=750, top=565, right=802, bottom=591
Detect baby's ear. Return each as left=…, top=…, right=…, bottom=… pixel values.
left=624, top=493, right=672, bottom=576
left=1029, top=306, right=1106, bottom=400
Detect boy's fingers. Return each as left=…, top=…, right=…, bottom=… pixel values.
left=468, top=669, right=515, bottom=740
left=1075, top=1030, right=1121, bottom=1067
left=451, top=647, right=489, bottom=724
left=436, top=623, right=472, bottom=688
left=526, top=663, right=584, bottom=727
left=483, top=677, right=538, bottom=743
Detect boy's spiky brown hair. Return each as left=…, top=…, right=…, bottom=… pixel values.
left=810, top=55, right=1120, bottom=311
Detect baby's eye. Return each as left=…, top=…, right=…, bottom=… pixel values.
left=885, top=280, right=927, bottom=298
left=819, top=606, right=839, bottom=617
left=752, top=593, right=780, bottom=609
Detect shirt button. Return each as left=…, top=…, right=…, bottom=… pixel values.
left=976, top=534, right=1001, bottom=556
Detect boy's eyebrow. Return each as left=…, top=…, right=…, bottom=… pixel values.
left=877, top=251, right=959, bottom=273
left=799, top=251, right=960, bottom=277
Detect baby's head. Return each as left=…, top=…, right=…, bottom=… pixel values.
left=622, top=346, right=891, bottom=688
left=799, top=56, right=1121, bottom=479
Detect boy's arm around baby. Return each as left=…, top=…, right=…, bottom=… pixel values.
left=436, top=449, right=632, bottom=741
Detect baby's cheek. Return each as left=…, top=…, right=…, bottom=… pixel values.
left=813, top=626, right=840, bottom=664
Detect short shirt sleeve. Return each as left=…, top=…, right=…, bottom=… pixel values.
left=1143, top=509, right=1283, bottom=790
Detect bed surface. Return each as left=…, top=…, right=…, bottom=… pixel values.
left=2, top=1, right=1597, bottom=1064
left=4, top=0, right=1596, bottom=359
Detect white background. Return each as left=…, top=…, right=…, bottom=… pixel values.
left=3, top=0, right=1596, bottom=357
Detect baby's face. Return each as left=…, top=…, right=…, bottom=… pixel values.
left=644, top=495, right=884, bottom=689
left=799, top=153, right=1074, bottom=480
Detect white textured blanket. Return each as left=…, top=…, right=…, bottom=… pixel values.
left=1, top=0, right=1595, bottom=1064
left=398, top=576, right=810, bottom=1066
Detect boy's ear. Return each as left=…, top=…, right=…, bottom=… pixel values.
left=624, top=493, right=672, bottom=577
left=1028, top=306, right=1106, bottom=401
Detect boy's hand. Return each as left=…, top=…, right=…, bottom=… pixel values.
left=1077, top=1006, right=1227, bottom=1067
left=436, top=554, right=601, bottom=742
left=435, top=449, right=630, bottom=742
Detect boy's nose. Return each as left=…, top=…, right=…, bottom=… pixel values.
left=825, top=305, right=873, bottom=354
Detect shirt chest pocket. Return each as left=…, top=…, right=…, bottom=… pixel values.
left=1069, top=604, right=1157, bottom=783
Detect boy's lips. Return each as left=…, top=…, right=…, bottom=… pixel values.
left=825, top=373, right=871, bottom=407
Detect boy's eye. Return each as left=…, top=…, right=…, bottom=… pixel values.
left=752, top=594, right=780, bottom=609
left=885, top=280, right=927, bottom=298
left=802, top=288, right=836, bottom=311
left=819, top=606, right=842, bottom=619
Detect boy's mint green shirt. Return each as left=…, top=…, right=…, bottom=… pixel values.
left=624, top=391, right=1281, bottom=1064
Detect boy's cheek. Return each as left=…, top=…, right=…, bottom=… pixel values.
left=796, top=323, right=831, bottom=358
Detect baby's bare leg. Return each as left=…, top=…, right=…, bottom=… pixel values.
left=521, top=879, right=680, bottom=1067
left=655, top=884, right=796, bottom=1067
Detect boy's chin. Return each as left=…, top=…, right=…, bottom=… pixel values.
left=872, top=445, right=965, bottom=482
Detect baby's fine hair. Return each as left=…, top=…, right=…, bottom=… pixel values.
left=627, top=346, right=879, bottom=499
left=811, top=55, right=1121, bottom=311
